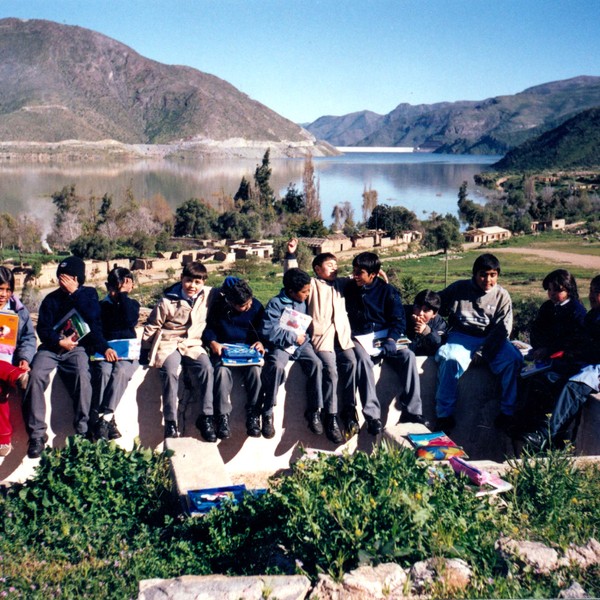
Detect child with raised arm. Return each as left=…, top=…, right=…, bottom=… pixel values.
left=202, top=277, right=265, bottom=439
left=284, top=238, right=358, bottom=439
left=259, top=268, right=330, bottom=440
left=90, top=267, right=140, bottom=441
left=0, top=267, right=36, bottom=457
left=404, top=289, right=447, bottom=356
left=142, top=261, right=216, bottom=440
left=23, top=256, right=109, bottom=458
left=434, top=253, right=523, bottom=433
left=345, top=252, right=427, bottom=435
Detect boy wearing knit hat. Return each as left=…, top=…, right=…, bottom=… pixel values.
left=22, top=256, right=110, bottom=458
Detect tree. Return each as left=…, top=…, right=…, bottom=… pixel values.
left=234, top=176, right=253, bottom=203
left=331, top=202, right=354, bottom=231
left=217, top=211, right=261, bottom=239
left=362, top=186, right=378, bottom=223
left=70, top=234, right=115, bottom=260
left=254, top=149, right=275, bottom=208
left=51, top=184, right=80, bottom=229
left=174, top=198, right=218, bottom=237
left=302, top=154, right=321, bottom=220
left=367, top=204, right=418, bottom=237
left=422, top=213, right=462, bottom=253
left=281, top=183, right=305, bottom=213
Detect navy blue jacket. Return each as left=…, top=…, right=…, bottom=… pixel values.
left=403, top=304, right=447, bottom=356
left=37, top=285, right=109, bottom=355
left=203, top=295, right=264, bottom=346
left=344, top=278, right=406, bottom=340
left=99, top=292, right=140, bottom=341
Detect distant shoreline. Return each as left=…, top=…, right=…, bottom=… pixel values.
left=336, top=146, right=416, bottom=153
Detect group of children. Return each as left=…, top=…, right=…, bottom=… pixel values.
left=0, top=246, right=598, bottom=461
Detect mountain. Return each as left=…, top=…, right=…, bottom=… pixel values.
left=0, top=18, right=331, bottom=158
left=305, top=76, right=600, bottom=154
left=492, top=107, right=600, bottom=170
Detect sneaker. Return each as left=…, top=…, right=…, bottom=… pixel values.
left=196, top=415, right=217, bottom=443
left=305, top=410, right=324, bottom=435
left=216, top=414, right=231, bottom=440
left=520, top=429, right=549, bottom=453
left=366, top=418, right=383, bottom=436
left=341, top=408, right=360, bottom=438
left=261, top=414, right=276, bottom=439
left=107, top=417, right=122, bottom=440
left=399, top=411, right=430, bottom=428
left=246, top=414, right=261, bottom=438
left=434, top=415, right=456, bottom=433
left=17, top=371, right=30, bottom=390
left=164, top=420, right=179, bottom=439
left=94, top=418, right=110, bottom=441
left=0, top=443, right=12, bottom=457
left=27, top=435, right=48, bottom=459
left=325, top=414, right=344, bottom=444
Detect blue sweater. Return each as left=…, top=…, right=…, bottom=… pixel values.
left=99, top=292, right=140, bottom=341
left=203, top=295, right=264, bottom=346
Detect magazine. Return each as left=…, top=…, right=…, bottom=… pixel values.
left=221, top=343, right=264, bottom=367
left=278, top=307, right=312, bottom=354
left=448, top=456, right=513, bottom=496
left=187, top=485, right=266, bottom=516
left=90, top=338, right=141, bottom=361
left=54, top=309, right=90, bottom=342
left=354, top=328, right=411, bottom=357
left=0, top=311, right=19, bottom=354
left=406, top=431, right=468, bottom=460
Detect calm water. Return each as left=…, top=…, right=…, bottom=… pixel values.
left=0, top=153, right=498, bottom=231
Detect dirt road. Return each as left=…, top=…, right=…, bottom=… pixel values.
left=492, top=247, right=600, bottom=271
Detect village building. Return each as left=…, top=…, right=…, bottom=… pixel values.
left=463, top=226, right=512, bottom=244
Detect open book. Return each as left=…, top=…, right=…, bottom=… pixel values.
left=278, top=307, right=312, bottom=354
left=54, top=309, right=90, bottom=342
left=354, top=328, right=411, bottom=357
left=448, top=456, right=513, bottom=496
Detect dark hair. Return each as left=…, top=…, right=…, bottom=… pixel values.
left=413, top=289, right=441, bottom=313
left=0, top=266, right=15, bottom=292
left=472, top=253, right=501, bottom=276
left=106, top=267, right=133, bottom=291
left=312, top=252, right=337, bottom=271
left=542, top=269, right=579, bottom=301
left=590, top=275, right=600, bottom=294
left=283, top=268, right=311, bottom=293
left=352, top=251, right=381, bottom=275
left=223, top=278, right=253, bottom=306
left=182, top=261, right=207, bottom=280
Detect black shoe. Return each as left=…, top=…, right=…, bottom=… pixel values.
left=305, top=410, right=324, bottom=435
left=164, top=420, right=179, bottom=439
left=107, top=417, right=121, bottom=440
left=494, top=413, right=516, bottom=432
left=520, top=429, right=549, bottom=453
left=366, top=418, right=383, bottom=435
left=341, top=408, right=360, bottom=438
left=27, top=435, right=48, bottom=459
left=325, top=414, right=344, bottom=444
left=261, top=414, right=275, bottom=439
left=434, top=415, right=456, bottom=433
left=196, top=415, right=217, bottom=443
left=216, top=414, right=231, bottom=440
left=94, top=418, right=110, bottom=441
left=246, top=414, right=261, bottom=438
left=399, top=411, right=430, bottom=427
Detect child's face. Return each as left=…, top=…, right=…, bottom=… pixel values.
left=0, top=283, right=12, bottom=309
left=413, top=304, right=436, bottom=324
left=181, top=275, right=205, bottom=297
left=289, top=283, right=311, bottom=303
left=589, top=286, right=600, bottom=310
left=546, top=282, right=569, bottom=305
left=352, top=267, right=377, bottom=287
left=314, top=259, right=338, bottom=282
left=474, top=269, right=498, bottom=293
left=230, top=298, right=253, bottom=313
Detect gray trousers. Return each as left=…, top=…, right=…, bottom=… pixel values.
left=317, top=347, right=357, bottom=415
left=353, top=342, right=422, bottom=420
left=213, top=361, right=262, bottom=416
left=91, top=359, right=138, bottom=416
left=260, top=345, right=323, bottom=415
left=23, top=346, right=92, bottom=438
left=160, top=352, right=213, bottom=421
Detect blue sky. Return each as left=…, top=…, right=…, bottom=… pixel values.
left=2, top=0, right=599, bottom=124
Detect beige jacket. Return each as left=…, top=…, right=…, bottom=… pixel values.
left=142, top=283, right=217, bottom=368
left=284, top=257, right=354, bottom=352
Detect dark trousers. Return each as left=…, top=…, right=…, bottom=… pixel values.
left=213, top=361, right=262, bottom=416
left=317, top=347, right=357, bottom=414
left=91, top=359, right=138, bottom=417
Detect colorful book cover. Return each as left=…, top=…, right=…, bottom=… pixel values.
left=90, top=338, right=141, bottom=361
left=53, top=308, right=90, bottom=342
left=187, top=485, right=266, bottom=515
left=0, top=312, right=19, bottom=354
left=279, top=307, right=312, bottom=354
left=221, top=343, right=264, bottom=367
left=407, top=431, right=468, bottom=460
left=449, top=456, right=513, bottom=496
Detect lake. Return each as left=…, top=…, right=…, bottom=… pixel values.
left=0, top=152, right=499, bottom=232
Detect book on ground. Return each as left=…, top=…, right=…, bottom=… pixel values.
left=354, top=328, right=411, bottom=357
left=449, top=456, right=513, bottom=496
left=91, top=338, right=141, bottom=361
left=187, top=485, right=266, bottom=516
left=406, top=431, right=467, bottom=460
left=278, top=307, right=312, bottom=354
left=54, top=309, right=90, bottom=342
left=0, top=311, right=19, bottom=354
left=221, top=343, right=264, bottom=367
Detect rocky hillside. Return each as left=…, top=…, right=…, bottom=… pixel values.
left=0, top=18, right=330, bottom=157
left=492, top=107, right=600, bottom=170
left=306, top=76, right=600, bottom=154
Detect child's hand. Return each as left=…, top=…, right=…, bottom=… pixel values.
left=287, top=238, right=298, bottom=254
left=58, top=274, right=79, bottom=295
left=251, top=341, right=265, bottom=355
left=59, top=336, right=78, bottom=352
left=119, top=278, right=134, bottom=294
left=18, top=360, right=30, bottom=371
left=210, top=341, right=224, bottom=356
left=296, top=332, right=306, bottom=346
left=105, top=348, right=119, bottom=362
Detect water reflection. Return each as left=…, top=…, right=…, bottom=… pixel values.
left=0, top=153, right=497, bottom=227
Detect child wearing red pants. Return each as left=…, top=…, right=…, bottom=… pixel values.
left=0, top=267, right=36, bottom=457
